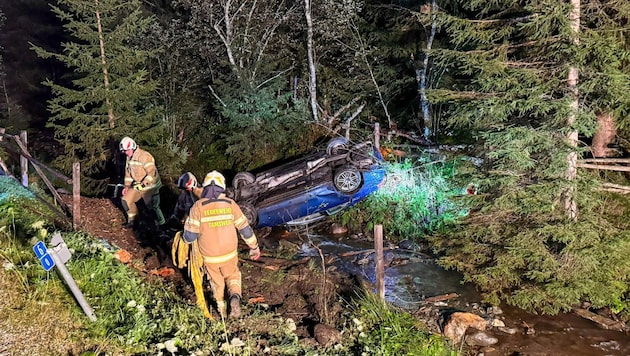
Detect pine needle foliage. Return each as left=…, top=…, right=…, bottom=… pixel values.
left=31, top=0, right=164, bottom=194
left=424, top=0, right=630, bottom=314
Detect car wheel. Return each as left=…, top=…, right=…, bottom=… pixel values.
left=233, top=172, right=255, bottom=189
left=239, top=202, right=258, bottom=227
left=333, top=166, right=363, bottom=194
left=327, top=137, right=349, bottom=156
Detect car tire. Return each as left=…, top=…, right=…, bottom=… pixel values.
left=233, top=172, right=255, bottom=189
left=333, top=166, right=363, bottom=194
left=327, top=137, right=349, bottom=156
left=239, top=201, right=258, bottom=227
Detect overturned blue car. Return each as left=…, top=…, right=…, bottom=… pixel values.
left=226, top=137, right=386, bottom=229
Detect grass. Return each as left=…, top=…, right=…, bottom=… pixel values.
left=348, top=292, right=456, bottom=356
left=0, top=175, right=457, bottom=355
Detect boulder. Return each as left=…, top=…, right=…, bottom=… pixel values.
left=442, top=312, right=487, bottom=344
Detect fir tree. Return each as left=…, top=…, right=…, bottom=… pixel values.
left=428, top=1, right=630, bottom=313
left=31, top=0, right=162, bottom=193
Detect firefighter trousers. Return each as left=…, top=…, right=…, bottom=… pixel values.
left=204, top=256, right=242, bottom=314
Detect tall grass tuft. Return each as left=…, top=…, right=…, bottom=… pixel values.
left=348, top=292, right=456, bottom=356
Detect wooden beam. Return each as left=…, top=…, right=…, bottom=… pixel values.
left=374, top=224, right=385, bottom=301
left=577, top=163, right=630, bottom=172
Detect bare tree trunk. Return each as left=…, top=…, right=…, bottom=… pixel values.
left=418, top=0, right=437, bottom=142
left=304, top=0, right=319, bottom=123
left=563, top=0, right=580, bottom=220
left=213, top=0, right=241, bottom=81
left=95, top=0, right=115, bottom=129
left=592, top=112, right=616, bottom=158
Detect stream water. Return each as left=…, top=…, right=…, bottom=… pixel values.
left=279, top=230, right=630, bottom=356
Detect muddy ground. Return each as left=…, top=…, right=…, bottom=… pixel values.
left=64, top=193, right=363, bottom=345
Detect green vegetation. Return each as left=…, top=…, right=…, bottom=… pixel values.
left=340, top=156, right=469, bottom=241
left=0, top=176, right=454, bottom=355
left=349, top=292, right=456, bottom=356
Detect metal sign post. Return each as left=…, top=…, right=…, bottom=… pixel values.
left=33, top=232, right=97, bottom=321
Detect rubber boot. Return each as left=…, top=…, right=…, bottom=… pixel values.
left=229, top=294, right=241, bottom=318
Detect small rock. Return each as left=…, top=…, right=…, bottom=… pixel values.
left=314, top=323, right=341, bottom=347
left=497, top=326, right=518, bottom=335
left=491, top=318, right=505, bottom=327
left=489, top=306, right=503, bottom=315
left=330, top=223, right=348, bottom=235
left=398, top=240, right=414, bottom=250
left=465, top=331, right=498, bottom=347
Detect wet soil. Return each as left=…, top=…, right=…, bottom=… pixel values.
left=63, top=193, right=358, bottom=343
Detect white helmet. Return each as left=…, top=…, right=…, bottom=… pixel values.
left=119, top=136, right=137, bottom=151
left=202, top=170, right=226, bottom=189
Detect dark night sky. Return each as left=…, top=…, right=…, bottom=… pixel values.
left=0, top=0, right=64, bottom=129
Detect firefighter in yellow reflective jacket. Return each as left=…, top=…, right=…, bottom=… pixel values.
left=119, top=136, right=166, bottom=229
left=183, top=170, right=261, bottom=318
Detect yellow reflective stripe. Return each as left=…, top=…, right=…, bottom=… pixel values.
left=200, top=214, right=234, bottom=222
left=234, top=215, right=248, bottom=226
left=187, top=218, right=200, bottom=227
left=203, top=250, right=238, bottom=264
left=124, top=178, right=133, bottom=183
left=128, top=213, right=137, bottom=219
left=145, top=176, right=155, bottom=183
left=243, top=236, right=257, bottom=246
left=228, top=280, right=241, bottom=288
left=128, top=161, right=143, bottom=166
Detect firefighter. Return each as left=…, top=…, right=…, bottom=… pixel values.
left=165, top=172, right=203, bottom=229
left=182, top=170, right=261, bottom=318
left=119, top=136, right=166, bottom=229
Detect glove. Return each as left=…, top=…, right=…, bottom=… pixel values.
left=249, top=246, right=261, bottom=261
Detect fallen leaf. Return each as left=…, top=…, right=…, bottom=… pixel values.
left=113, top=249, right=132, bottom=264
left=248, top=296, right=265, bottom=304
left=149, top=267, right=175, bottom=277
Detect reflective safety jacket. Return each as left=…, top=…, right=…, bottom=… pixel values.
left=124, top=148, right=161, bottom=189
left=183, top=193, right=258, bottom=264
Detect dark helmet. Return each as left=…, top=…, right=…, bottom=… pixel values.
left=177, top=172, right=198, bottom=190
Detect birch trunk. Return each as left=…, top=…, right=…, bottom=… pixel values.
left=563, top=0, right=580, bottom=220
left=304, top=0, right=319, bottom=123
left=418, top=0, right=437, bottom=141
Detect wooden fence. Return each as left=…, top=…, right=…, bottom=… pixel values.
left=0, top=128, right=81, bottom=229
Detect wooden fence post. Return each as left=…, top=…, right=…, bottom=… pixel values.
left=72, top=161, right=81, bottom=230
left=374, top=224, right=385, bottom=301
left=20, top=130, right=28, bottom=186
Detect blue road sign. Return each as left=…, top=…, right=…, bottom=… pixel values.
left=40, top=254, right=55, bottom=271
left=33, top=241, right=47, bottom=259
left=33, top=240, right=55, bottom=271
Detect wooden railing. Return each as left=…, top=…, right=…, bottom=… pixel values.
left=0, top=128, right=81, bottom=229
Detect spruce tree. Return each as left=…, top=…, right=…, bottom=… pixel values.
left=427, top=1, right=630, bottom=313
left=32, top=0, right=162, bottom=193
